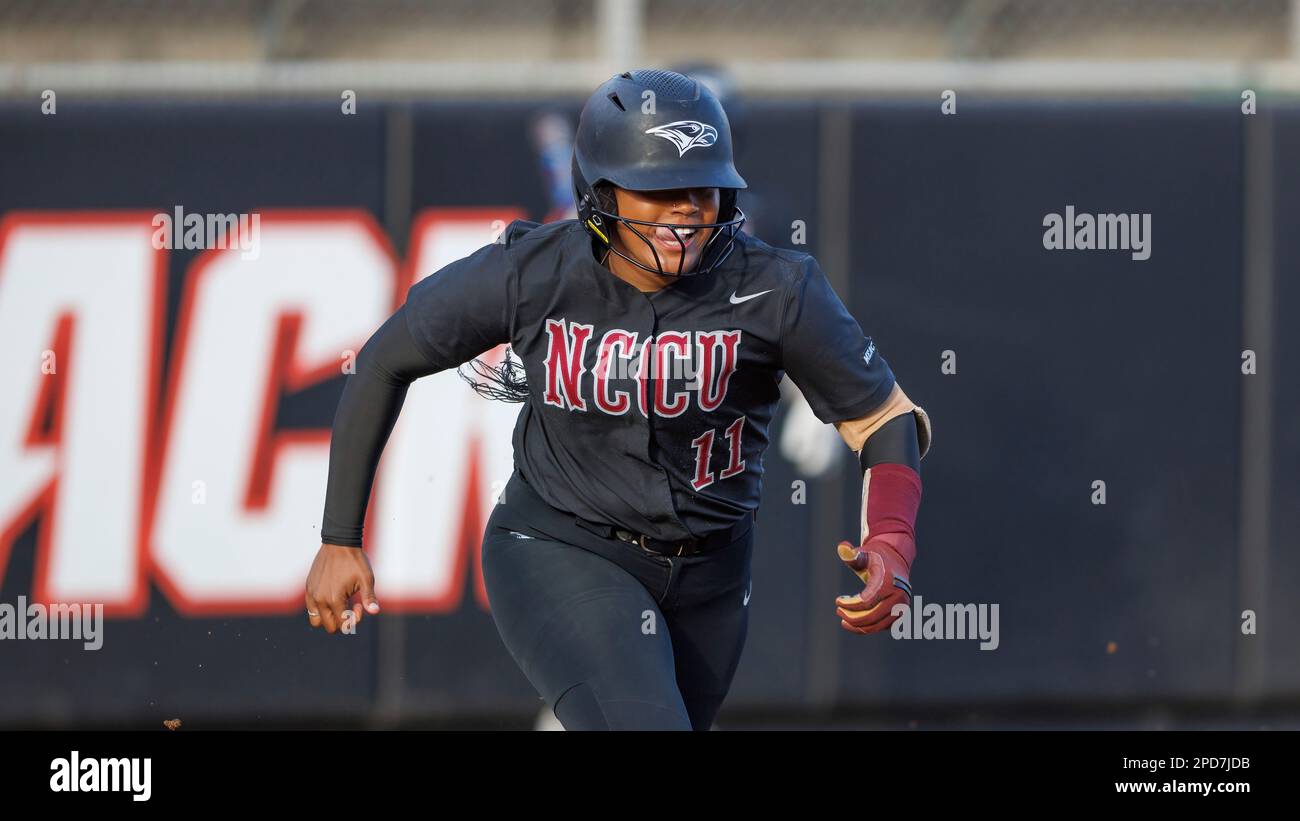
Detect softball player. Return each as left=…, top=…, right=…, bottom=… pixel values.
left=305, top=69, right=931, bottom=730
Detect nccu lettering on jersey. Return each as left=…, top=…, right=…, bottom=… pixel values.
left=541, top=320, right=740, bottom=418
left=404, top=219, right=896, bottom=541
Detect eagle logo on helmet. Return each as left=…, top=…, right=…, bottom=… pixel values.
left=645, top=120, right=718, bottom=157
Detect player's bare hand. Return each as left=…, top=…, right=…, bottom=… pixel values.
left=834, top=535, right=913, bottom=635
left=305, top=543, right=380, bottom=634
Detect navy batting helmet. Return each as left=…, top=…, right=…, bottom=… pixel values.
left=572, top=69, right=748, bottom=277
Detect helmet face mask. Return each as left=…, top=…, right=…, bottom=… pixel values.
left=573, top=69, right=748, bottom=278
left=583, top=191, right=746, bottom=278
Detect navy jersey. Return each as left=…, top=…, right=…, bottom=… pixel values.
left=404, top=219, right=896, bottom=541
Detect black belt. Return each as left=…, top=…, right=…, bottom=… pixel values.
left=573, top=512, right=754, bottom=557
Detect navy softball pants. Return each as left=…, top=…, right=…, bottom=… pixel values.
left=482, top=470, right=754, bottom=730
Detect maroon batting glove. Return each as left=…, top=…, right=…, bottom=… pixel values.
left=835, top=463, right=920, bottom=635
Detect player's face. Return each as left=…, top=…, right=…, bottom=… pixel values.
left=611, top=186, right=720, bottom=275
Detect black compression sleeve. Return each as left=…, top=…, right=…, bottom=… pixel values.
left=320, top=304, right=441, bottom=547
left=858, top=412, right=921, bottom=475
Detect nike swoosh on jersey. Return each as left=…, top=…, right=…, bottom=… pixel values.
left=730, top=289, right=774, bottom=304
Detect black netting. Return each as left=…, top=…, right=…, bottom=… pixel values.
left=458, top=352, right=529, bottom=403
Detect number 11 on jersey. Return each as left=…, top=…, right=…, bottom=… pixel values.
left=690, top=416, right=747, bottom=490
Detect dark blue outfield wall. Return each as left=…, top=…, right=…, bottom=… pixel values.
left=0, top=99, right=1291, bottom=726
